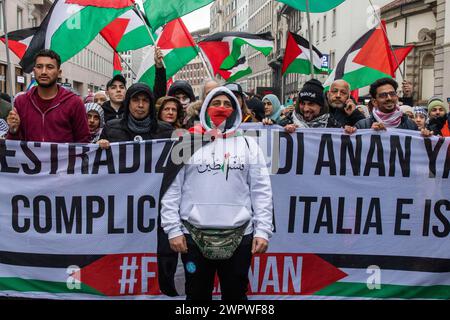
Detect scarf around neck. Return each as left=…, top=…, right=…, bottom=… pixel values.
left=127, top=114, right=153, bottom=134
left=292, top=112, right=330, bottom=128
left=372, top=106, right=403, bottom=128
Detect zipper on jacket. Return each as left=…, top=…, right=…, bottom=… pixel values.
left=30, top=97, right=61, bottom=142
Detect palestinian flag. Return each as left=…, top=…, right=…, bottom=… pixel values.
left=324, top=21, right=394, bottom=90
left=390, top=45, right=414, bottom=74
left=312, top=253, right=450, bottom=300
left=20, top=0, right=134, bottom=73
left=203, top=32, right=274, bottom=70
left=136, top=18, right=198, bottom=88
left=143, top=0, right=214, bottom=30
left=0, top=28, right=38, bottom=59
left=198, top=39, right=250, bottom=83
left=198, top=32, right=273, bottom=82
left=113, top=52, right=123, bottom=76
left=0, top=250, right=166, bottom=298
left=276, top=0, right=345, bottom=12
left=100, top=8, right=154, bottom=52
left=282, top=31, right=323, bottom=75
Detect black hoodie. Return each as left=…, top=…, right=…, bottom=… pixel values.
left=100, top=83, right=173, bottom=142
left=167, top=80, right=195, bottom=102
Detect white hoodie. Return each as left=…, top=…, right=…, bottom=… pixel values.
left=160, top=87, right=273, bottom=241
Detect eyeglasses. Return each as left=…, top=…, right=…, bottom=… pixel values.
left=377, top=91, right=398, bottom=99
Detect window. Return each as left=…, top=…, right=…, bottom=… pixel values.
left=316, top=21, right=320, bottom=44
left=323, top=15, right=327, bottom=41
left=332, top=9, right=337, bottom=36
left=0, top=4, right=3, bottom=32
left=17, top=8, right=23, bottom=29
left=31, top=17, right=38, bottom=27
left=330, top=51, right=335, bottom=70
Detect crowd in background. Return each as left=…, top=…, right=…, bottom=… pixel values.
left=1, top=48, right=449, bottom=144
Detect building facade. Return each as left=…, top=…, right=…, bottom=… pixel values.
left=0, top=0, right=116, bottom=98
left=246, top=0, right=276, bottom=94
left=434, top=0, right=450, bottom=101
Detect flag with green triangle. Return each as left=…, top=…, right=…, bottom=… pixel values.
left=282, top=31, right=323, bottom=75
left=324, top=21, right=395, bottom=91
left=20, top=0, right=134, bottom=73
left=100, top=8, right=155, bottom=52
left=198, top=31, right=274, bottom=83
left=276, top=0, right=345, bottom=12
left=136, top=18, right=198, bottom=88
left=143, top=0, right=213, bottom=30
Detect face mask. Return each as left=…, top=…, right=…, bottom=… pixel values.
left=207, top=106, right=233, bottom=128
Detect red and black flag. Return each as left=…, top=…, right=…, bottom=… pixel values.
left=0, top=28, right=38, bottom=60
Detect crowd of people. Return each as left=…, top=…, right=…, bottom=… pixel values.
left=1, top=48, right=450, bottom=301
left=1, top=48, right=449, bottom=144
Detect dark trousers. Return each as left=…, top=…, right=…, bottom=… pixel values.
left=181, top=234, right=253, bottom=301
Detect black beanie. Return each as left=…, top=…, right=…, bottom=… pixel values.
left=298, top=79, right=325, bottom=107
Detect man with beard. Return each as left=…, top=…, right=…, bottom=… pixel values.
left=345, top=78, right=433, bottom=137
left=326, top=79, right=365, bottom=127
left=6, top=49, right=90, bottom=143
left=354, top=78, right=419, bottom=131
left=279, top=79, right=341, bottom=133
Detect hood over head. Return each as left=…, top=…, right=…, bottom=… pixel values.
left=123, top=82, right=156, bottom=123
left=199, top=86, right=242, bottom=136
left=167, top=80, right=196, bottom=103
left=262, top=94, right=282, bottom=121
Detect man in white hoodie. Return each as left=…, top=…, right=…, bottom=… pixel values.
left=158, top=87, right=273, bottom=300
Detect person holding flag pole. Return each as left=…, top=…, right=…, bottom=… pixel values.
left=134, top=2, right=215, bottom=85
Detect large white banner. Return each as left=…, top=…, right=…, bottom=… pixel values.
left=0, top=126, right=449, bottom=299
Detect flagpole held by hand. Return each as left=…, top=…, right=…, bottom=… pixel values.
left=133, top=3, right=167, bottom=69
left=368, top=0, right=404, bottom=79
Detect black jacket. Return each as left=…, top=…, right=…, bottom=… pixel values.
left=427, top=113, right=450, bottom=136
left=329, top=107, right=366, bottom=127
left=355, top=114, right=418, bottom=130
left=102, top=67, right=167, bottom=124
left=100, top=118, right=173, bottom=142
left=102, top=100, right=125, bottom=123
left=100, top=83, right=174, bottom=142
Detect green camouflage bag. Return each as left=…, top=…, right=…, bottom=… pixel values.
left=182, top=221, right=249, bottom=260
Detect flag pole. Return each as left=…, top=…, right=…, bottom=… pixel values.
left=1, top=0, right=14, bottom=99
left=368, top=0, right=404, bottom=79
left=133, top=3, right=167, bottom=69
left=115, top=51, right=137, bottom=78
left=305, top=0, right=315, bottom=79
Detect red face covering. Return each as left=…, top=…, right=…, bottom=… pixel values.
left=207, top=106, right=233, bottom=128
